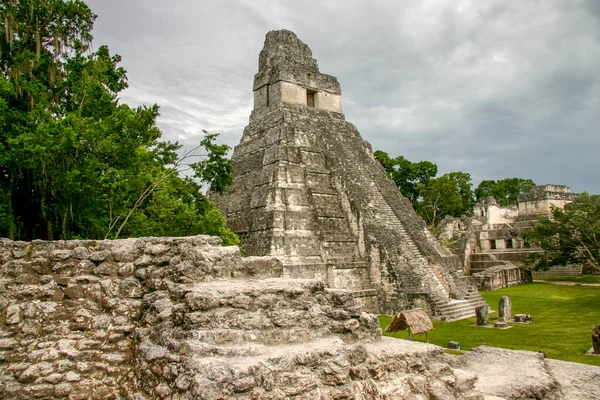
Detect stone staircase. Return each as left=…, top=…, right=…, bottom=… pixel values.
left=432, top=287, right=489, bottom=322
left=346, top=164, right=492, bottom=321
left=133, top=277, right=484, bottom=399
left=365, top=182, right=451, bottom=303
left=532, top=264, right=583, bottom=276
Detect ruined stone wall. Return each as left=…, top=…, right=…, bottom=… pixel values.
left=0, top=236, right=491, bottom=399
left=519, top=198, right=573, bottom=216
left=0, top=236, right=280, bottom=399
left=518, top=184, right=578, bottom=216
left=3, top=236, right=595, bottom=399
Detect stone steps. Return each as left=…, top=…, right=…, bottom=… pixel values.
left=173, top=336, right=481, bottom=399
left=352, top=289, right=378, bottom=298
left=169, top=278, right=378, bottom=345
left=365, top=186, right=452, bottom=301
left=532, top=265, right=583, bottom=276
left=135, top=276, right=486, bottom=398
left=140, top=314, right=483, bottom=399
left=367, top=184, right=489, bottom=321
left=188, top=327, right=327, bottom=346
left=433, top=291, right=489, bottom=322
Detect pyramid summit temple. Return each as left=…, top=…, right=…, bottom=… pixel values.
left=215, top=29, right=486, bottom=319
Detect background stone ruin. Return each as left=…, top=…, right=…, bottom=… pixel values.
left=436, top=184, right=580, bottom=290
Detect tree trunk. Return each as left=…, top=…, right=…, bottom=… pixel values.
left=8, top=173, right=15, bottom=239
left=40, top=192, right=53, bottom=240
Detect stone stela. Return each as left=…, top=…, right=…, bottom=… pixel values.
left=214, top=29, right=487, bottom=319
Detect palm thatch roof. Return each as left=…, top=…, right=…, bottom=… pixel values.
left=385, top=308, right=433, bottom=335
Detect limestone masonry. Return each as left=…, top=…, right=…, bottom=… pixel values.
left=0, top=236, right=485, bottom=399
left=215, top=29, right=485, bottom=319
left=2, top=236, right=598, bottom=399
left=436, top=184, right=581, bottom=290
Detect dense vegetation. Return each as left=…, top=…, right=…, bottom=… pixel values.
left=526, top=194, right=600, bottom=273
left=0, top=0, right=238, bottom=244
left=374, top=150, right=535, bottom=226
left=380, top=282, right=600, bottom=366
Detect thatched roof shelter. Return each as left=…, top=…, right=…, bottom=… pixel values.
left=385, top=308, right=433, bottom=335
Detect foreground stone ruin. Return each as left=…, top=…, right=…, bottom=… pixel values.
left=1, top=236, right=599, bottom=399
left=0, top=236, right=484, bottom=398
left=214, top=29, right=486, bottom=320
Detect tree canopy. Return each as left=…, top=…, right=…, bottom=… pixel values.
left=375, top=151, right=474, bottom=226
left=375, top=151, right=540, bottom=227
left=374, top=150, right=437, bottom=204
left=417, top=171, right=474, bottom=227
left=475, top=178, right=536, bottom=207
left=526, top=194, right=600, bottom=273
left=0, top=0, right=238, bottom=245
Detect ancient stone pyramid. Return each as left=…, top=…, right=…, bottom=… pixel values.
left=215, top=29, right=486, bottom=318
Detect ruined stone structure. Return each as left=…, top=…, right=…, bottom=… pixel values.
left=1, top=236, right=598, bottom=399
left=215, top=29, right=485, bottom=320
left=437, top=184, right=580, bottom=287
left=475, top=305, right=488, bottom=326
left=0, top=236, right=486, bottom=399
left=517, top=184, right=578, bottom=216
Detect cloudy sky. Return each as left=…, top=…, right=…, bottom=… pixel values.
left=85, top=0, right=600, bottom=194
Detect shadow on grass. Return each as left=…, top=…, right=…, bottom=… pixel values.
left=379, top=283, right=600, bottom=366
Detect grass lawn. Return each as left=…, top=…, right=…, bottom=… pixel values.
left=379, top=282, right=600, bottom=366
left=533, top=275, right=600, bottom=284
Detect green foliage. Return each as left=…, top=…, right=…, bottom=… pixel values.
left=374, top=149, right=538, bottom=227
left=417, top=171, right=474, bottom=227
left=191, top=131, right=234, bottom=195
left=526, top=194, right=600, bottom=272
left=375, top=151, right=473, bottom=226
left=475, top=178, right=536, bottom=206
left=0, top=0, right=237, bottom=245
left=374, top=150, right=437, bottom=204
left=380, top=283, right=600, bottom=366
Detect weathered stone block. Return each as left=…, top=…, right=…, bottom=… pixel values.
left=475, top=305, right=488, bottom=326
left=89, top=250, right=109, bottom=263
left=286, top=165, right=305, bottom=184
left=448, top=341, right=461, bottom=350
left=514, top=313, right=532, bottom=323
left=498, top=296, right=512, bottom=322
left=285, top=210, right=316, bottom=230
left=284, top=188, right=310, bottom=207
left=250, top=187, right=274, bottom=209
left=72, top=247, right=89, bottom=260
left=311, top=194, right=344, bottom=217
left=5, top=304, right=21, bottom=324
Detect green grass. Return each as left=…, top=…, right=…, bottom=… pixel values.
left=533, top=275, right=600, bottom=284
left=379, top=283, right=600, bottom=366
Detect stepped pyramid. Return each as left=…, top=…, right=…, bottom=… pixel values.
left=215, top=29, right=486, bottom=319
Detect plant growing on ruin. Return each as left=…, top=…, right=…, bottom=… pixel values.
left=526, top=194, right=600, bottom=272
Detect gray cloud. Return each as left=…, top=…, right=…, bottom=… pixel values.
left=85, top=0, right=600, bottom=193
